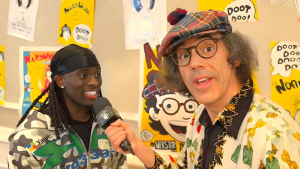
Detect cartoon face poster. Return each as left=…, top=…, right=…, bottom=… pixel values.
left=7, top=0, right=40, bottom=41
left=122, top=0, right=167, bottom=50
left=138, top=43, right=199, bottom=153
left=58, top=0, right=95, bottom=48
left=19, top=47, right=61, bottom=117
left=197, top=0, right=259, bottom=22
left=270, top=41, right=300, bottom=124
left=0, top=46, right=5, bottom=105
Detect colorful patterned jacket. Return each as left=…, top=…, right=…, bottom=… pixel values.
left=149, top=84, right=300, bottom=169
left=7, top=110, right=128, bottom=169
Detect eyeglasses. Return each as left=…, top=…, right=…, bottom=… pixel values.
left=159, top=98, right=199, bottom=115
left=170, top=37, right=224, bottom=66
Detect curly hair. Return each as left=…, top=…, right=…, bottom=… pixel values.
left=144, top=96, right=168, bottom=135
left=160, top=32, right=259, bottom=96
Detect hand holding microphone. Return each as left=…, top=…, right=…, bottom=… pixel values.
left=93, top=97, right=136, bottom=155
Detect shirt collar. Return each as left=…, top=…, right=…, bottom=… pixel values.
left=199, top=79, right=254, bottom=139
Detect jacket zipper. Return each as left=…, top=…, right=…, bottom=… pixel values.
left=68, top=124, right=96, bottom=169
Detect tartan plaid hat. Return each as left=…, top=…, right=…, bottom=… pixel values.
left=142, top=70, right=174, bottom=99
left=158, top=8, right=232, bottom=57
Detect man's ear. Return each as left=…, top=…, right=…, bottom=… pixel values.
left=227, top=57, right=241, bottom=68
left=232, top=59, right=241, bottom=68
left=54, top=75, right=64, bottom=88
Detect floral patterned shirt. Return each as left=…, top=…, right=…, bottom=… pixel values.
left=148, top=79, right=300, bottom=169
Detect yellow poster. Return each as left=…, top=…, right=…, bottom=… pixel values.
left=139, top=43, right=199, bottom=153
left=197, top=0, right=259, bottom=22
left=20, top=47, right=61, bottom=117
left=271, top=41, right=300, bottom=124
left=0, top=46, right=5, bottom=105
left=58, top=0, right=95, bottom=48
left=252, top=71, right=261, bottom=94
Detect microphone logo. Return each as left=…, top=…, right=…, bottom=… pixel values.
left=100, top=110, right=109, bottom=122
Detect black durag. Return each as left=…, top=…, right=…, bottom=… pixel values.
left=50, top=44, right=102, bottom=97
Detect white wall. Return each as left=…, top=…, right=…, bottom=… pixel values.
left=0, top=0, right=300, bottom=168
left=0, top=127, right=14, bottom=169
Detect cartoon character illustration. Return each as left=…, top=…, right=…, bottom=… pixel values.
left=0, top=51, right=4, bottom=62
left=60, top=24, right=71, bottom=41
left=17, top=0, right=31, bottom=8
left=132, top=0, right=155, bottom=19
left=281, top=149, right=299, bottom=169
left=0, top=86, right=4, bottom=101
left=24, top=85, right=33, bottom=92
left=142, top=70, right=199, bottom=142
left=16, top=0, right=31, bottom=22
left=41, top=66, right=52, bottom=93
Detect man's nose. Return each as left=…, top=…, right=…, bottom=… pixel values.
left=88, top=76, right=100, bottom=86
left=189, top=49, right=206, bottom=69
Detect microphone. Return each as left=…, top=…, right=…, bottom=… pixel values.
left=93, top=97, right=135, bottom=155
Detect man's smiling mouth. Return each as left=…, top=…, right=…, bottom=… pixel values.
left=85, top=91, right=97, bottom=96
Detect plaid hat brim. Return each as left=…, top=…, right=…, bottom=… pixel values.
left=158, top=10, right=232, bottom=57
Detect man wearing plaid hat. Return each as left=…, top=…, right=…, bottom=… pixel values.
left=105, top=9, right=300, bottom=168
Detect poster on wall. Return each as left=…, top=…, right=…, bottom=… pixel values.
left=58, top=0, right=95, bottom=48
left=19, top=47, right=61, bottom=117
left=270, top=0, right=284, bottom=5
left=7, top=0, right=39, bottom=41
left=252, top=72, right=261, bottom=94
left=282, top=0, right=300, bottom=14
left=0, top=46, right=5, bottom=105
left=122, top=0, right=167, bottom=50
left=197, top=0, right=259, bottom=22
left=271, top=41, right=300, bottom=124
left=138, top=43, right=199, bottom=157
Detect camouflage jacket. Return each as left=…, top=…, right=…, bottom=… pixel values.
left=7, top=110, right=128, bottom=169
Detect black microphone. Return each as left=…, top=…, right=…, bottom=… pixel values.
left=93, top=97, right=135, bottom=155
